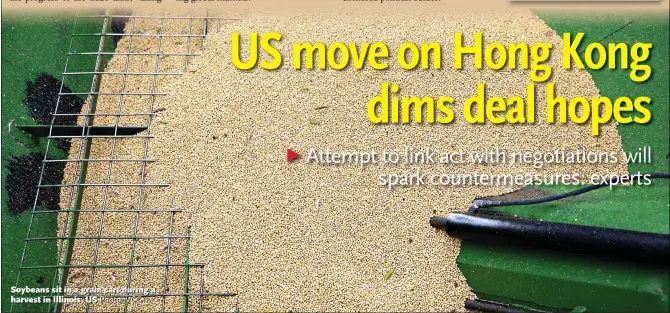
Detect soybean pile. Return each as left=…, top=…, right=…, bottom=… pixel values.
left=143, top=9, right=627, bottom=312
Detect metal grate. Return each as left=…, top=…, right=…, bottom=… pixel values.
left=11, top=9, right=238, bottom=313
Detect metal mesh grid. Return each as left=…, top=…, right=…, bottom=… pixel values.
left=11, top=9, right=238, bottom=313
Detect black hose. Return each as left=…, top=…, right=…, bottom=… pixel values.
left=431, top=213, right=670, bottom=265
left=471, top=173, right=670, bottom=210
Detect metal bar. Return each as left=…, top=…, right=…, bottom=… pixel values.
left=63, top=71, right=182, bottom=75
left=52, top=113, right=157, bottom=117
left=47, top=16, right=92, bottom=306
left=43, top=158, right=157, bottom=163
left=198, top=269, right=205, bottom=313
left=44, top=292, right=237, bottom=299
left=76, top=15, right=242, bottom=20
left=201, top=12, right=208, bottom=52
left=124, top=10, right=166, bottom=312
left=184, top=10, right=194, bottom=72
left=86, top=17, right=139, bottom=311
left=16, top=125, right=147, bottom=137
left=27, top=235, right=190, bottom=241
left=22, top=263, right=209, bottom=270
left=10, top=10, right=83, bottom=313
left=38, top=183, right=168, bottom=187
left=31, top=209, right=180, bottom=214
left=55, top=12, right=111, bottom=313
left=160, top=18, right=173, bottom=313
left=161, top=209, right=175, bottom=311
left=183, top=227, right=192, bottom=312
left=70, top=52, right=201, bottom=56
left=47, top=135, right=154, bottom=139
left=60, top=92, right=167, bottom=95
left=74, top=33, right=211, bottom=37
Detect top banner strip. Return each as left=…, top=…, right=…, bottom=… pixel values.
left=2, top=0, right=669, bottom=12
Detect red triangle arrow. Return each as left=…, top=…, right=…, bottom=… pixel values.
left=287, top=149, right=300, bottom=162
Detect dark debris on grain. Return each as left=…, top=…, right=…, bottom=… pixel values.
left=6, top=153, right=65, bottom=216
left=24, top=74, right=85, bottom=152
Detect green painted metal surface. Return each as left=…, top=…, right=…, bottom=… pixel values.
left=458, top=13, right=669, bottom=312
left=460, top=244, right=668, bottom=312
left=494, top=184, right=669, bottom=234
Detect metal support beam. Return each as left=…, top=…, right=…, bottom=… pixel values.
left=55, top=12, right=111, bottom=313
left=183, top=227, right=192, bottom=313
left=17, top=125, right=147, bottom=137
